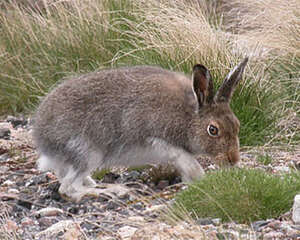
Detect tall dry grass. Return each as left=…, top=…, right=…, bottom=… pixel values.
left=220, top=0, right=300, bottom=57
left=0, top=0, right=298, bottom=146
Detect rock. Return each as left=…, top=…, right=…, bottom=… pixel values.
left=143, top=204, right=166, bottom=214
left=212, top=218, right=222, bottom=226
left=5, top=219, right=18, bottom=232
left=267, top=220, right=282, bottom=230
left=293, top=195, right=300, bottom=224
left=263, top=231, right=284, bottom=239
left=21, top=217, right=34, bottom=227
left=122, top=171, right=141, bottom=182
left=0, top=128, right=10, bottom=139
left=131, top=202, right=145, bottom=211
left=217, top=231, right=238, bottom=240
left=8, top=188, right=20, bottom=194
left=2, top=179, right=15, bottom=186
left=6, top=116, right=28, bottom=128
left=102, top=172, right=120, bottom=183
left=128, top=216, right=145, bottom=222
left=38, top=217, right=55, bottom=228
left=0, top=153, right=10, bottom=162
left=63, top=224, right=83, bottom=240
left=105, top=200, right=121, bottom=211
left=274, top=166, right=290, bottom=173
left=118, top=226, right=138, bottom=239
left=36, top=220, right=78, bottom=238
left=251, top=220, right=270, bottom=231
left=35, top=207, right=63, bottom=217
left=17, top=199, right=32, bottom=210
left=25, top=173, right=49, bottom=187
left=156, top=180, right=169, bottom=190
left=196, top=218, right=214, bottom=226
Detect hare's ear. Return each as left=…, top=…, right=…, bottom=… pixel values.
left=215, top=57, right=248, bottom=103
left=192, top=64, right=214, bottom=107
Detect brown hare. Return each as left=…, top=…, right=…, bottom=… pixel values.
left=33, top=58, right=248, bottom=201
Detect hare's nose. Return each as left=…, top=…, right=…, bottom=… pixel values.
left=227, top=149, right=240, bottom=166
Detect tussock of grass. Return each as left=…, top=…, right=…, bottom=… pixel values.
left=175, top=168, right=300, bottom=224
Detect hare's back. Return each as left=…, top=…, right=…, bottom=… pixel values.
left=34, top=66, right=193, bottom=147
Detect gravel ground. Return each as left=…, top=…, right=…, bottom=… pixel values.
left=1, top=116, right=300, bottom=240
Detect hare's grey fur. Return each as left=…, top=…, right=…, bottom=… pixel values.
left=33, top=58, right=248, bottom=201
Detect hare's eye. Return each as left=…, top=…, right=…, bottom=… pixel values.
left=207, top=124, right=219, bottom=137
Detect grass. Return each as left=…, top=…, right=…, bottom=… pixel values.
left=0, top=0, right=299, bottom=147
left=174, top=168, right=300, bottom=224
left=256, top=154, right=273, bottom=166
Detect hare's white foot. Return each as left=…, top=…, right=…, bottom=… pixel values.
left=150, top=138, right=205, bottom=182
left=83, top=176, right=97, bottom=187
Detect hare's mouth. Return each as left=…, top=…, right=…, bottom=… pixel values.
left=214, top=150, right=240, bottom=167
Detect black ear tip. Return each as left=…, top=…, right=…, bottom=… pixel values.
left=193, top=64, right=207, bottom=72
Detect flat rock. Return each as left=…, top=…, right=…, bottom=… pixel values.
left=36, top=220, right=78, bottom=238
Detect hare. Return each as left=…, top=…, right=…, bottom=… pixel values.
left=33, top=58, right=248, bottom=201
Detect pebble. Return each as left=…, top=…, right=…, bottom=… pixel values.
left=267, top=219, right=281, bottom=230
left=263, top=231, right=285, bottom=239
left=143, top=204, right=166, bottom=213
left=0, top=154, right=10, bottom=162
left=35, top=207, right=64, bottom=217
left=63, top=224, right=83, bottom=240
left=122, top=171, right=141, bottom=182
left=156, top=180, right=169, bottom=190
left=21, top=217, right=35, bottom=227
left=196, top=218, right=214, bottom=226
left=25, top=173, right=49, bottom=187
left=102, top=172, right=120, bottom=183
left=274, top=166, right=290, bottom=173
left=6, top=115, right=28, bottom=128
left=36, top=220, right=78, bottom=238
left=212, top=218, right=222, bottom=226
left=118, top=226, right=138, bottom=239
left=105, top=200, right=121, bottom=210
left=251, top=220, right=270, bottom=231
left=8, top=188, right=20, bottom=194
left=0, top=127, right=10, bottom=139
left=5, top=219, right=18, bottom=232
left=293, top=195, right=300, bottom=224
left=2, top=179, right=15, bottom=186
left=17, top=199, right=32, bottom=210
left=128, top=216, right=145, bottom=222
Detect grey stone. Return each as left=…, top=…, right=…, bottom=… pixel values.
left=156, top=180, right=169, bottom=190
left=0, top=128, right=10, bottom=139
left=7, top=116, right=28, bottom=128
left=293, top=194, right=300, bottom=224
left=196, top=218, right=214, bottom=226
left=251, top=220, right=270, bottom=231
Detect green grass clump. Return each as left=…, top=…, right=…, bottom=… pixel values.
left=256, top=153, right=273, bottom=165
left=175, top=168, right=300, bottom=224
left=92, top=168, right=111, bottom=181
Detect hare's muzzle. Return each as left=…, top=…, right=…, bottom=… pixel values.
left=227, top=149, right=240, bottom=166
left=215, top=149, right=240, bottom=167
